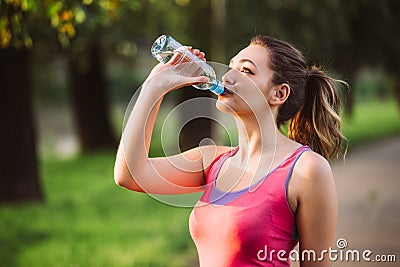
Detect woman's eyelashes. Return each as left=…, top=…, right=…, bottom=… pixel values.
left=241, top=67, right=254, bottom=75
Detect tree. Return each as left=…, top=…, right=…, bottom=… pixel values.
left=0, top=0, right=43, bottom=202
left=67, top=37, right=117, bottom=152
left=44, top=0, right=120, bottom=153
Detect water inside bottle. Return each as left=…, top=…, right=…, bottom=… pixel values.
left=153, top=51, right=175, bottom=64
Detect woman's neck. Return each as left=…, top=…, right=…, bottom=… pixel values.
left=233, top=112, right=277, bottom=165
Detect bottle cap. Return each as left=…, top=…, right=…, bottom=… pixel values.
left=209, top=80, right=224, bottom=95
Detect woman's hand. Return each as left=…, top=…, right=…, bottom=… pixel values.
left=144, top=47, right=209, bottom=94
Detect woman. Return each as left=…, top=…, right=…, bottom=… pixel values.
left=114, top=35, right=344, bottom=266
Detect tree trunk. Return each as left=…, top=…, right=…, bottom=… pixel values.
left=0, top=48, right=44, bottom=203
left=67, top=41, right=116, bottom=153
left=178, top=89, right=213, bottom=151
left=210, top=0, right=226, bottom=62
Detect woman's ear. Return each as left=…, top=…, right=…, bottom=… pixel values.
left=269, top=83, right=290, bottom=106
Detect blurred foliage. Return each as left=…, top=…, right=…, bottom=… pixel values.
left=0, top=0, right=145, bottom=50
left=44, top=0, right=143, bottom=47
left=2, top=0, right=399, bottom=62
left=0, top=0, right=35, bottom=48
left=355, top=68, right=394, bottom=101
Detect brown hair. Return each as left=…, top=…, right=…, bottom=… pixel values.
left=250, top=36, right=346, bottom=160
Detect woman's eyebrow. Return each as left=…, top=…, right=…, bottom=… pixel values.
left=229, top=58, right=258, bottom=70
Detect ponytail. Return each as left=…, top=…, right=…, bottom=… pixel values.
left=288, top=66, right=346, bottom=160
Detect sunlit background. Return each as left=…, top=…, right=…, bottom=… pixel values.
left=1, top=0, right=399, bottom=266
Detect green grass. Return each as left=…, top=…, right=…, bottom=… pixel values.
left=0, top=153, right=198, bottom=267
left=342, top=99, right=400, bottom=148
left=0, top=99, right=399, bottom=267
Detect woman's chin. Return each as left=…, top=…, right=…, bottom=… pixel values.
left=216, top=98, right=236, bottom=114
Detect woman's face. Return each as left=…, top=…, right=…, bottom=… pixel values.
left=217, top=45, right=277, bottom=116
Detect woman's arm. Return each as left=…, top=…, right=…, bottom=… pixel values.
left=291, top=151, right=338, bottom=267
left=114, top=53, right=230, bottom=194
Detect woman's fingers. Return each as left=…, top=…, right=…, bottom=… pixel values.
left=187, top=46, right=207, bottom=61
left=193, top=49, right=206, bottom=61
left=196, top=51, right=206, bottom=61
left=168, top=52, right=183, bottom=65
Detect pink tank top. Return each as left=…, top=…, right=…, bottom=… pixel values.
left=189, top=145, right=310, bottom=266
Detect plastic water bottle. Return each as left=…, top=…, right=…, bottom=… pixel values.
left=151, top=35, right=224, bottom=95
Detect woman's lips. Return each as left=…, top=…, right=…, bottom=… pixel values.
left=220, top=87, right=233, bottom=96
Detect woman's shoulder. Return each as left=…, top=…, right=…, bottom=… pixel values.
left=292, top=149, right=335, bottom=195
left=297, top=150, right=332, bottom=177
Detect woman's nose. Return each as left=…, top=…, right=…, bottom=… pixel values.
left=222, top=68, right=235, bottom=85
